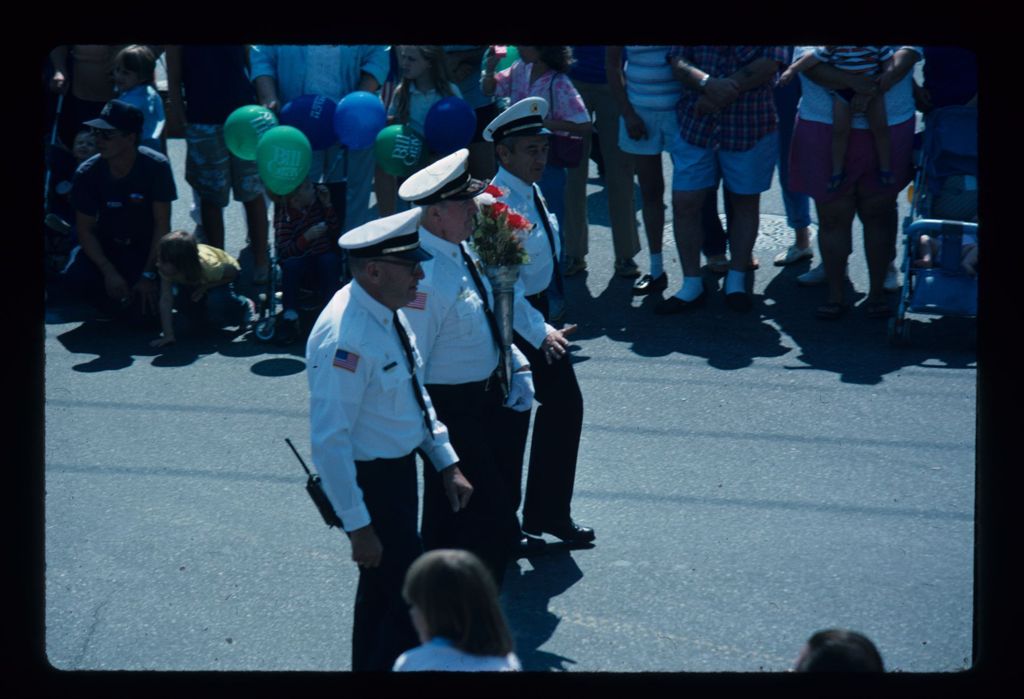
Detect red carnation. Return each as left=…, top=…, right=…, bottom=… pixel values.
left=507, top=212, right=530, bottom=229
left=484, top=184, right=504, bottom=197
left=491, top=202, right=509, bottom=216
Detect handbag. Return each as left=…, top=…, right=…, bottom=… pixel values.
left=545, top=76, right=584, bottom=169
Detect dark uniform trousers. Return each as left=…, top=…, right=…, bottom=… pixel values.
left=350, top=454, right=422, bottom=671
left=501, top=291, right=584, bottom=532
left=421, top=374, right=519, bottom=588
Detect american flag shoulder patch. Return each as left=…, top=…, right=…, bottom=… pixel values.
left=333, top=348, right=360, bottom=372
left=406, top=291, right=428, bottom=310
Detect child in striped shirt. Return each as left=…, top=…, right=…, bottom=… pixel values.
left=272, top=178, right=344, bottom=344
left=781, top=46, right=896, bottom=190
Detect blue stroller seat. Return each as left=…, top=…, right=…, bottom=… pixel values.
left=890, top=107, right=978, bottom=345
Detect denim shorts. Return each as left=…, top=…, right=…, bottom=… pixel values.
left=671, top=130, right=778, bottom=194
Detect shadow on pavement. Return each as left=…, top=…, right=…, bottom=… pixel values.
left=762, top=266, right=976, bottom=385
left=50, top=300, right=307, bottom=373
left=567, top=269, right=789, bottom=371
left=501, top=550, right=585, bottom=672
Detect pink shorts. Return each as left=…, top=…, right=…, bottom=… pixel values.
left=788, top=116, right=915, bottom=204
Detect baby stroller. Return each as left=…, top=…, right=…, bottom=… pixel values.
left=889, top=106, right=978, bottom=345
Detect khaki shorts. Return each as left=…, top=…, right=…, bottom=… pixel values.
left=185, top=124, right=264, bottom=207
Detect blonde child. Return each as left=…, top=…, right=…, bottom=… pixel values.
left=112, top=45, right=165, bottom=152
left=392, top=549, right=521, bottom=672
left=150, top=230, right=256, bottom=347
left=377, top=46, right=463, bottom=216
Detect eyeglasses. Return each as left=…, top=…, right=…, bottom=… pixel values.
left=90, top=128, right=123, bottom=141
left=373, top=257, right=422, bottom=273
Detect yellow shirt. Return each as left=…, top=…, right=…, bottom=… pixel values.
left=161, top=244, right=240, bottom=286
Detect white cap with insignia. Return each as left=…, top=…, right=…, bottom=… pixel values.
left=338, top=208, right=433, bottom=261
left=483, top=96, right=551, bottom=143
left=398, top=148, right=488, bottom=205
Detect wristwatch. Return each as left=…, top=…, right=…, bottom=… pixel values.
left=142, top=270, right=157, bottom=280
left=698, top=74, right=711, bottom=91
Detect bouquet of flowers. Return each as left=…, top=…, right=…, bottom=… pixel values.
left=470, top=184, right=531, bottom=266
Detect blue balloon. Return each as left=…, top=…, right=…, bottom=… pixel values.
left=279, top=94, right=338, bottom=151
left=424, top=97, right=477, bottom=156
left=333, top=91, right=387, bottom=150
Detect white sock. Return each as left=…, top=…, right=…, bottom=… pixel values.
left=283, top=309, right=299, bottom=321
left=725, top=269, right=746, bottom=295
left=649, top=252, right=664, bottom=279
left=673, top=276, right=704, bottom=302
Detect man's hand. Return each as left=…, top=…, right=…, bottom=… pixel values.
left=315, top=184, right=332, bottom=208
left=103, top=269, right=130, bottom=302
left=505, top=369, right=534, bottom=412
left=623, top=108, right=648, bottom=141
left=133, top=277, right=159, bottom=314
left=541, top=323, right=577, bottom=364
left=779, top=68, right=795, bottom=87
left=441, top=464, right=473, bottom=512
left=703, top=77, right=740, bottom=106
left=349, top=525, right=383, bottom=569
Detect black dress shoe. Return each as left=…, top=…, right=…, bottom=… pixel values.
left=725, top=291, right=753, bottom=312
left=510, top=534, right=548, bottom=557
left=654, top=292, right=705, bottom=314
left=524, top=520, right=596, bottom=545
left=632, top=272, right=668, bottom=296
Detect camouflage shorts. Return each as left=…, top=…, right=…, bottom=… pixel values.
left=185, top=124, right=264, bottom=207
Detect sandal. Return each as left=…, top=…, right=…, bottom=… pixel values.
left=815, top=301, right=847, bottom=320
left=865, top=301, right=892, bottom=319
left=878, top=170, right=895, bottom=187
left=827, top=172, right=846, bottom=192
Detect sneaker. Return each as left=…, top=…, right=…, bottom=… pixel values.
left=614, top=257, right=640, bottom=278
left=773, top=244, right=814, bottom=266
left=884, top=262, right=901, bottom=293
left=796, top=263, right=827, bottom=286
left=564, top=256, right=587, bottom=276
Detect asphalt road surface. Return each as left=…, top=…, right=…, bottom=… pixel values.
left=40, top=111, right=977, bottom=678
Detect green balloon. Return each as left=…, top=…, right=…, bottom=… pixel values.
left=255, top=126, right=312, bottom=195
left=495, top=46, right=519, bottom=72
left=374, top=124, right=428, bottom=177
left=224, top=105, right=278, bottom=161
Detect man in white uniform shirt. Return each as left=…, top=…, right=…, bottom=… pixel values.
left=305, top=208, right=473, bottom=671
left=483, top=97, right=595, bottom=547
left=397, top=149, right=534, bottom=586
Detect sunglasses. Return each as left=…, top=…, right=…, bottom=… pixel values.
left=90, top=128, right=123, bottom=141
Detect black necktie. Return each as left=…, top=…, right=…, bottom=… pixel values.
left=459, top=243, right=508, bottom=395
left=532, top=184, right=564, bottom=295
left=393, top=310, right=435, bottom=440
